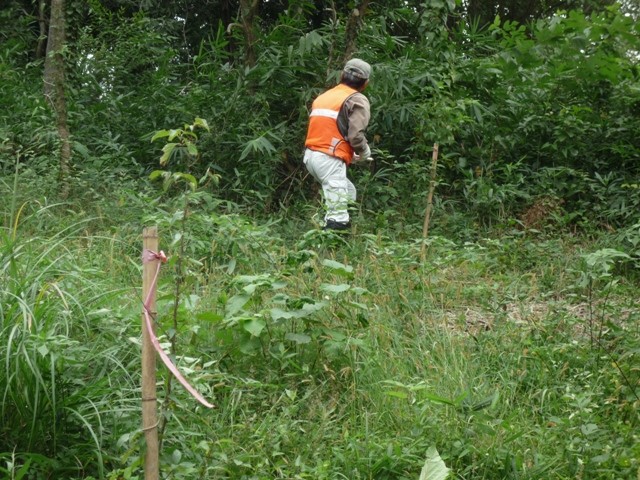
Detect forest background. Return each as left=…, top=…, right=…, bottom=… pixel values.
left=1, top=0, right=639, bottom=479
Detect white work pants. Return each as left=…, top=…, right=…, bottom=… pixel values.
left=303, top=149, right=356, bottom=224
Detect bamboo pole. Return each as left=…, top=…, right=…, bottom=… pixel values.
left=142, top=227, right=159, bottom=480
left=421, top=143, right=439, bottom=261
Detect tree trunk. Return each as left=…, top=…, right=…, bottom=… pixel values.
left=44, top=0, right=71, bottom=198
left=239, top=0, right=260, bottom=68
left=342, top=0, right=371, bottom=64
left=36, top=0, right=48, bottom=59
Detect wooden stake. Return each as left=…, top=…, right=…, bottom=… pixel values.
left=421, top=143, right=439, bottom=261
left=142, top=227, right=159, bottom=480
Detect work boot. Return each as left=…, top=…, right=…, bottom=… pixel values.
left=323, top=219, right=351, bottom=231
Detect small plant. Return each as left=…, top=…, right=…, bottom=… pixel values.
left=210, top=258, right=370, bottom=375
left=572, top=248, right=631, bottom=347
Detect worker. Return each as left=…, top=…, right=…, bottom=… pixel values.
left=303, top=58, right=372, bottom=231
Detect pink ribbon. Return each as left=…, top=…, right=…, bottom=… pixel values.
left=143, top=249, right=214, bottom=408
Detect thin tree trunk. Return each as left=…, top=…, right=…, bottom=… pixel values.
left=44, top=0, right=71, bottom=198
left=36, top=0, right=48, bottom=59
left=239, top=0, right=260, bottom=68
left=342, top=0, right=370, bottom=64
left=421, top=144, right=439, bottom=261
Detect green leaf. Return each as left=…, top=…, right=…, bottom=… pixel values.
left=350, top=287, right=370, bottom=295
left=239, top=135, right=276, bottom=160
left=239, top=336, right=261, bottom=354
left=580, top=423, right=598, bottom=436
left=270, top=308, right=296, bottom=321
left=171, top=449, right=183, bottom=464
left=225, top=294, right=250, bottom=316
left=160, top=143, right=178, bottom=166
left=591, top=453, right=611, bottom=464
left=285, top=333, right=311, bottom=344
left=194, top=117, right=210, bottom=131
left=422, top=392, right=457, bottom=406
left=14, top=458, right=32, bottom=480
left=271, top=281, right=287, bottom=290
left=419, top=447, right=450, bottom=480
left=384, top=390, right=408, bottom=399
left=149, top=170, right=168, bottom=181
left=174, top=172, right=198, bottom=190
left=186, top=142, right=198, bottom=157
left=151, top=129, right=170, bottom=142
left=234, top=274, right=272, bottom=285
left=348, top=301, right=369, bottom=310
left=321, top=259, right=354, bottom=278
left=72, top=141, right=90, bottom=159
left=184, top=294, right=200, bottom=311
left=226, top=258, right=237, bottom=275
left=196, top=312, right=223, bottom=323
left=299, top=301, right=327, bottom=314
left=320, top=283, right=351, bottom=294
left=243, top=318, right=266, bottom=337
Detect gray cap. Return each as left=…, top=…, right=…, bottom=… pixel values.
left=343, top=58, right=371, bottom=80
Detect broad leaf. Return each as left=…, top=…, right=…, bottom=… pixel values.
left=160, top=143, right=178, bottom=166
left=418, top=447, right=450, bottom=480
left=225, top=294, right=250, bottom=316
left=284, top=333, right=311, bottom=344
left=194, top=117, right=210, bottom=131
left=243, top=318, right=266, bottom=337
left=320, top=283, right=351, bottom=294
left=151, top=129, right=170, bottom=142
left=321, top=259, right=354, bottom=278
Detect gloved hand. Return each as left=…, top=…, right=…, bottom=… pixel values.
left=352, top=154, right=373, bottom=164
left=352, top=145, right=373, bottom=164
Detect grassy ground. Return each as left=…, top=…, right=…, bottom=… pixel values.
left=1, top=179, right=638, bottom=479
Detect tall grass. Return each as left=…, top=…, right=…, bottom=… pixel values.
left=0, top=201, right=142, bottom=479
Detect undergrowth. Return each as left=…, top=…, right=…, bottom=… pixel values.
left=0, top=175, right=638, bottom=480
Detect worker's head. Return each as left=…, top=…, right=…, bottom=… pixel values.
left=341, top=58, right=371, bottom=92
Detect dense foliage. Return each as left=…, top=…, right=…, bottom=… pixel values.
left=1, top=0, right=639, bottom=479
left=2, top=0, right=639, bottom=229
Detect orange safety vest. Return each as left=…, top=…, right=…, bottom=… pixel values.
left=305, top=84, right=357, bottom=165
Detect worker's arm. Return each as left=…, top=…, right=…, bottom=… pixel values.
left=342, top=93, right=371, bottom=158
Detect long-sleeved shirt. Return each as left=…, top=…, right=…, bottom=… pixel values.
left=337, top=92, right=371, bottom=156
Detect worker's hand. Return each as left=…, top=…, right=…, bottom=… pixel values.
left=352, top=154, right=373, bottom=164
left=352, top=144, right=373, bottom=164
